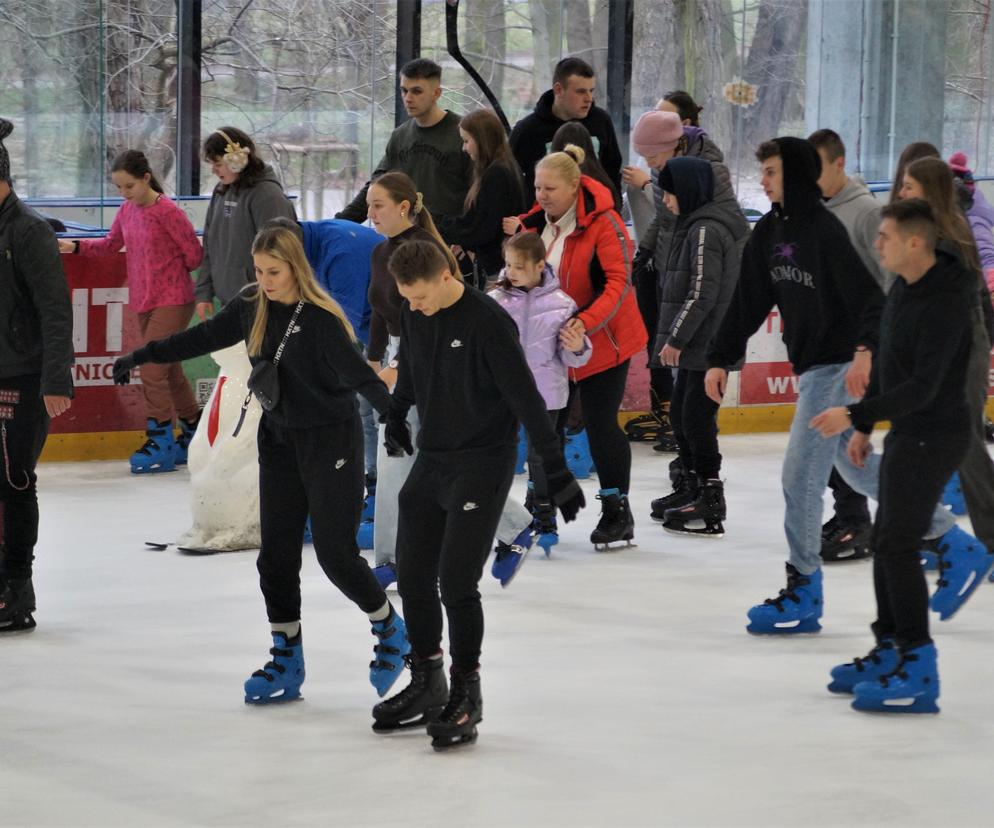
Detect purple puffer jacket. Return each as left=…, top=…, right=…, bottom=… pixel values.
left=488, top=264, right=592, bottom=410
left=967, top=187, right=994, bottom=274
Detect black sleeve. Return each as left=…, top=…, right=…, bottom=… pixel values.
left=17, top=221, right=74, bottom=397
left=509, top=120, right=541, bottom=203
left=366, top=307, right=389, bottom=364
left=335, top=144, right=392, bottom=223
left=440, top=166, right=516, bottom=250
left=831, top=223, right=885, bottom=352
left=599, top=119, right=624, bottom=195
left=136, top=295, right=246, bottom=364
left=848, top=294, right=971, bottom=427
left=482, top=310, right=562, bottom=467
left=322, top=316, right=392, bottom=416
left=707, top=233, right=775, bottom=369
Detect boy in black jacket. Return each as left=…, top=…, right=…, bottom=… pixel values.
left=372, top=240, right=584, bottom=750
left=705, top=137, right=958, bottom=635
left=812, top=200, right=992, bottom=713
left=0, top=118, right=74, bottom=633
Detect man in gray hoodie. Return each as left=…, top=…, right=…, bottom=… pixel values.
left=809, top=128, right=888, bottom=563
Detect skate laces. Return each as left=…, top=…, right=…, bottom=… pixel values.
left=764, top=572, right=810, bottom=610
left=252, top=644, right=295, bottom=682
left=438, top=678, right=472, bottom=723
left=876, top=651, right=919, bottom=687
left=850, top=643, right=890, bottom=672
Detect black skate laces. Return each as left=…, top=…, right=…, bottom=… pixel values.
left=875, top=650, right=921, bottom=688
left=438, top=677, right=475, bottom=723
left=763, top=572, right=811, bottom=610
left=252, top=644, right=296, bottom=683
left=848, top=642, right=893, bottom=673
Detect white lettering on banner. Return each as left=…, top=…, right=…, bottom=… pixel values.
left=71, top=287, right=130, bottom=355
left=766, top=375, right=800, bottom=396
left=72, top=356, right=133, bottom=387
left=746, top=307, right=790, bottom=363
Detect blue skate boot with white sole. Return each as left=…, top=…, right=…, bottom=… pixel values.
left=747, top=563, right=823, bottom=634
left=930, top=525, right=994, bottom=620
left=565, top=428, right=595, bottom=480
left=828, top=639, right=898, bottom=694
left=244, top=629, right=305, bottom=704
left=372, top=561, right=397, bottom=590
left=130, top=418, right=177, bottom=474
left=852, top=642, right=940, bottom=714
left=369, top=606, right=410, bottom=697
left=941, top=473, right=966, bottom=516
left=491, top=527, right=533, bottom=588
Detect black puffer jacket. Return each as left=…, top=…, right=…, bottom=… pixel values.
left=654, top=158, right=746, bottom=371
left=0, top=191, right=73, bottom=396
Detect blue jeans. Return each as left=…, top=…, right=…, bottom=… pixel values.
left=782, top=362, right=954, bottom=575
left=358, top=394, right=377, bottom=478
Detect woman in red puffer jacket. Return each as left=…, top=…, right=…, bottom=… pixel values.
left=509, top=143, right=647, bottom=548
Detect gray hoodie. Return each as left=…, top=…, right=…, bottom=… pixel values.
left=824, top=176, right=892, bottom=292
left=195, top=164, right=296, bottom=305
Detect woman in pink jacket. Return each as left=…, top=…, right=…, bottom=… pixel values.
left=61, top=150, right=204, bottom=473
left=488, top=232, right=591, bottom=572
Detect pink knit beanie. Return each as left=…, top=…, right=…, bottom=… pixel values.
left=632, top=111, right=683, bottom=157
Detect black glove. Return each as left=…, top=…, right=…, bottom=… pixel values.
left=381, top=408, right=414, bottom=457
left=544, top=456, right=585, bottom=523
left=112, top=353, right=137, bottom=385
left=631, top=247, right=655, bottom=286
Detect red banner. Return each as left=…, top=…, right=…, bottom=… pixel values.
left=49, top=253, right=147, bottom=434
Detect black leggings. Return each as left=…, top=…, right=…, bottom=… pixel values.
left=396, top=451, right=516, bottom=670
left=871, top=429, right=970, bottom=649
left=669, top=369, right=721, bottom=480
left=0, top=374, right=49, bottom=580
left=570, top=360, right=632, bottom=493
left=526, top=409, right=565, bottom=499
left=634, top=266, right=673, bottom=404
left=256, top=414, right=387, bottom=622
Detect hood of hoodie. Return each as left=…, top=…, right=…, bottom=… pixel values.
left=773, top=137, right=823, bottom=219
left=659, top=156, right=714, bottom=217
left=683, top=127, right=724, bottom=163
left=494, top=262, right=562, bottom=298
left=825, top=176, right=875, bottom=209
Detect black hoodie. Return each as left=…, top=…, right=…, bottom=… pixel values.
left=509, top=90, right=623, bottom=198
left=707, top=137, right=884, bottom=375
left=848, top=247, right=973, bottom=436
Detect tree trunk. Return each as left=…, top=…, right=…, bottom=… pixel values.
left=528, top=0, right=562, bottom=93
left=631, top=0, right=681, bottom=114
left=740, top=0, right=808, bottom=159
left=682, top=0, right=733, bottom=155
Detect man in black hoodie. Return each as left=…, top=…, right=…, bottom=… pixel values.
left=705, top=137, right=956, bottom=636
left=811, top=200, right=988, bottom=713
left=510, top=57, right=623, bottom=199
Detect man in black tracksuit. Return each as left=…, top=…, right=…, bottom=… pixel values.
left=812, top=199, right=987, bottom=713
left=372, top=239, right=584, bottom=750
left=510, top=57, right=623, bottom=199
left=0, top=118, right=74, bottom=633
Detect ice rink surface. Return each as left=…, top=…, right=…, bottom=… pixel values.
left=4, top=433, right=994, bottom=828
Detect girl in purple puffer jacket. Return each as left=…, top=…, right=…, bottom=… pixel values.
left=489, top=233, right=591, bottom=546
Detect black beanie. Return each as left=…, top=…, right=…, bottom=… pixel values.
left=0, top=118, right=11, bottom=184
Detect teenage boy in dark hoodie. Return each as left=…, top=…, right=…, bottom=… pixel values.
left=510, top=57, right=623, bottom=199
left=370, top=239, right=584, bottom=750
left=704, top=137, right=961, bottom=635
left=648, top=156, right=745, bottom=535
left=811, top=200, right=979, bottom=714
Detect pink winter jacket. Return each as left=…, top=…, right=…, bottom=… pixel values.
left=488, top=264, right=592, bottom=410
left=77, top=196, right=203, bottom=313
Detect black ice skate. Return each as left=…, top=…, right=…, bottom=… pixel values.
left=591, top=489, right=636, bottom=551
left=820, top=517, right=872, bottom=563
left=663, top=479, right=725, bottom=538
left=0, top=576, right=36, bottom=634
left=372, top=654, right=448, bottom=733
left=427, top=668, right=482, bottom=751
left=650, top=468, right=699, bottom=522
left=626, top=395, right=678, bottom=453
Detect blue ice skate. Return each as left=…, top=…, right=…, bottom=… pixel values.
left=930, top=526, right=994, bottom=620
left=244, top=630, right=305, bottom=704
left=827, top=639, right=898, bottom=694
left=515, top=425, right=528, bottom=474
left=173, top=413, right=200, bottom=466
left=130, top=418, right=177, bottom=474
left=303, top=517, right=313, bottom=544
left=372, top=562, right=397, bottom=590
left=746, top=564, right=823, bottom=634
left=852, top=642, right=940, bottom=714
left=941, top=473, right=967, bottom=516
left=565, top=428, right=595, bottom=480
left=491, top=527, right=533, bottom=588
left=370, top=606, right=411, bottom=697
left=356, top=478, right=376, bottom=550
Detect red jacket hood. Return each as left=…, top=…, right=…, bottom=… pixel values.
left=521, top=175, right=617, bottom=230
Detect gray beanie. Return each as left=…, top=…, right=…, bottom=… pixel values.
left=0, top=118, right=11, bottom=184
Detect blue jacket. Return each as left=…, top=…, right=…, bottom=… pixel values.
left=301, top=219, right=384, bottom=345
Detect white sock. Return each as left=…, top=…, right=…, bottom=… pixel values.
left=271, top=621, right=300, bottom=639
left=368, top=600, right=391, bottom=623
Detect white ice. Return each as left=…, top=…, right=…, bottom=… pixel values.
left=4, top=433, right=994, bottom=827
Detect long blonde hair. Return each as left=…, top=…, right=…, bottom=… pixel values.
left=247, top=225, right=356, bottom=356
